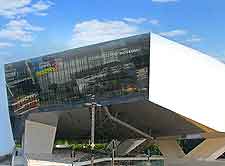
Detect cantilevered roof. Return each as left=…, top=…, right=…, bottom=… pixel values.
left=27, top=100, right=214, bottom=140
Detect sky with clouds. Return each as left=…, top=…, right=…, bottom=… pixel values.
left=0, top=0, right=225, bottom=63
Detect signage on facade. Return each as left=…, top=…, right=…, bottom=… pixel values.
left=103, top=48, right=141, bottom=57
left=35, top=60, right=58, bottom=77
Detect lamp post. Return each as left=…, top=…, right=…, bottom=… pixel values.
left=90, top=102, right=95, bottom=166
left=84, top=95, right=101, bottom=166
left=84, top=94, right=103, bottom=166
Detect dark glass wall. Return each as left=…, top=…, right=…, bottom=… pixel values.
left=5, top=33, right=150, bottom=115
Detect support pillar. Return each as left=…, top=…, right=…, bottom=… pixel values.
left=117, top=139, right=146, bottom=156
left=185, top=137, right=225, bottom=161
left=157, top=139, right=185, bottom=159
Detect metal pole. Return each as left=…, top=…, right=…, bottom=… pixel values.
left=91, top=103, right=95, bottom=149
left=103, top=106, right=153, bottom=140
left=91, top=154, right=94, bottom=166
left=91, top=103, right=96, bottom=166
left=112, top=140, right=115, bottom=166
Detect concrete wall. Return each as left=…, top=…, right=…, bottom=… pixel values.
left=24, top=120, right=57, bottom=154
left=0, top=64, right=15, bottom=156
left=149, top=33, right=225, bottom=132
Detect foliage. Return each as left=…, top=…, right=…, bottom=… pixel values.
left=54, top=139, right=106, bottom=151
left=144, top=144, right=161, bottom=156
left=16, top=144, right=22, bottom=148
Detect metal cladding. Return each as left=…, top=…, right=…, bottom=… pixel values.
left=5, top=33, right=150, bottom=116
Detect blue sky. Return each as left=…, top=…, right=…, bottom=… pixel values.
left=0, top=0, right=225, bottom=63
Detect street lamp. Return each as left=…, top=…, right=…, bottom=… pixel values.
left=84, top=95, right=102, bottom=166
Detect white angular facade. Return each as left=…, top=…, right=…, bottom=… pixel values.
left=0, top=65, right=15, bottom=157
left=149, top=33, right=225, bottom=132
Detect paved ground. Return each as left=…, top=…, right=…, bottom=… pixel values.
left=2, top=152, right=225, bottom=166
left=0, top=159, right=10, bottom=166
left=165, top=159, right=225, bottom=166
left=0, top=156, right=25, bottom=166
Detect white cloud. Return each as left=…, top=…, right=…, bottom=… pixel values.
left=160, top=29, right=188, bottom=37
left=123, top=17, right=160, bottom=26
left=34, top=12, right=48, bottom=16
left=0, top=0, right=53, bottom=18
left=0, top=42, right=13, bottom=48
left=0, top=0, right=31, bottom=10
left=0, top=19, right=44, bottom=42
left=70, top=19, right=141, bottom=48
left=160, top=29, right=202, bottom=44
left=32, top=0, right=54, bottom=16
left=123, top=17, right=147, bottom=24
left=152, top=0, right=178, bottom=3
left=32, top=0, right=53, bottom=11
left=149, top=19, right=160, bottom=25
left=0, top=0, right=31, bottom=18
left=186, top=35, right=202, bottom=43
left=21, top=43, right=32, bottom=47
left=7, top=19, right=44, bottom=31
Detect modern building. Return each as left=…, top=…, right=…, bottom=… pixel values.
left=1, top=33, right=225, bottom=163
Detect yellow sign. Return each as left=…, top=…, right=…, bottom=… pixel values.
left=36, top=66, right=57, bottom=77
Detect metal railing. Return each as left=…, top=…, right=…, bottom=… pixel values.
left=72, top=156, right=164, bottom=166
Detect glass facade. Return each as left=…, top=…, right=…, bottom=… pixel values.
left=5, top=33, right=150, bottom=115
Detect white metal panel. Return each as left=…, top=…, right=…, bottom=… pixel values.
left=24, top=120, right=57, bottom=154
left=0, top=64, right=15, bottom=156
left=149, top=33, right=225, bottom=132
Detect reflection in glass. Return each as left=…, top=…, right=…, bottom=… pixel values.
left=5, top=33, right=150, bottom=115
